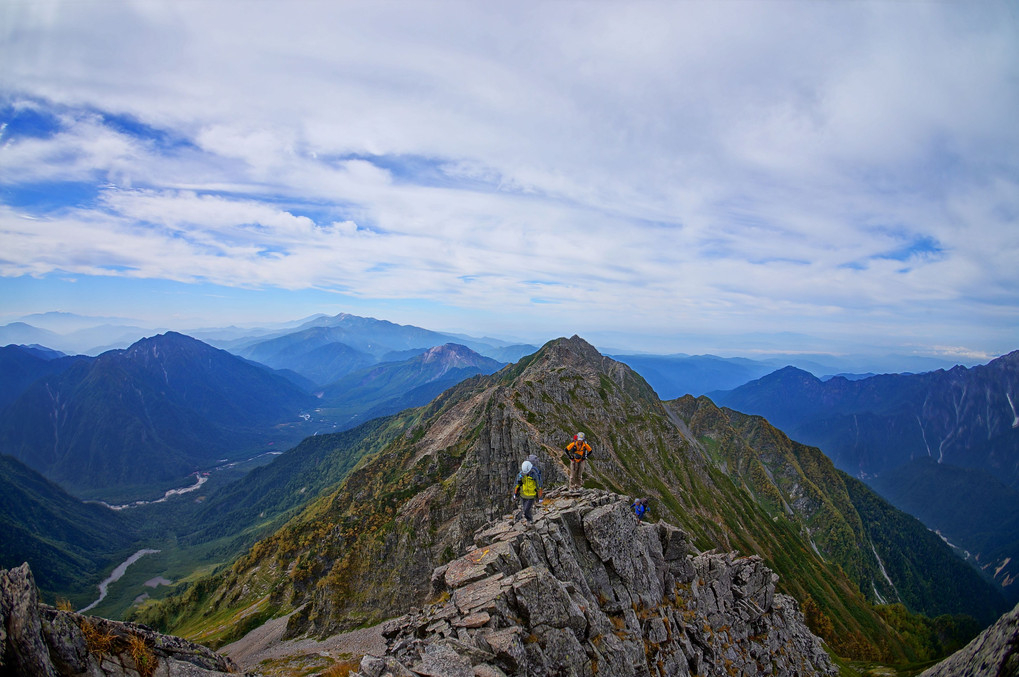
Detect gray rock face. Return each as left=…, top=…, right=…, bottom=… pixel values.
left=351, top=489, right=836, bottom=677
left=919, top=600, right=1019, bottom=677
left=0, top=562, right=242, bottom=676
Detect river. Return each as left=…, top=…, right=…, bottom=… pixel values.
left=79, top=449, right=285, bottom=610
left=98, top=450, right=283, bottom=510
left=78, top=548, right=161, bottom=613
left=98, top=473, right=210, bottom=510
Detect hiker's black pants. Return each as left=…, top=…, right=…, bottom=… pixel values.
left=518, top=497, right=535, bottom=522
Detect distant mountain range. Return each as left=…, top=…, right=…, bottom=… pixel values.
left=229, top=312, right=534, bottom=386
left=712, top=352, right=1019, bottom=596
left=234, top=326, right=379, bottom=385
left=0, top=325, right=518, bottom=501
left=0, top=320, right=162, bottom=356
left=0, top=332, right=317, bottom=498
left=317, top=343, right=505, bottom=426
left=610, top=353, right=783, bottom=397
left=711, top=352, right=1019, bottom=486
left=611, top=353, right=917, bottom=399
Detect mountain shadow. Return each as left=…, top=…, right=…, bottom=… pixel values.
left=869, top=457, right=1019, bottom=601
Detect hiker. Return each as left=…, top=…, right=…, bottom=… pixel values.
left=526, top=453, right=543, bottom=502
left=632, top=498, right=648, bottom=521
left=513, top=460, right=542, bottom=524
left=565, top=432, right=592, bottom=489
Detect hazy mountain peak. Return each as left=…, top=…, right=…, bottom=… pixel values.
left=416, top=343, right=505, bottom=372
left=119, top=330, right=218, bottom=363
left=420, top=342, right=480, bottom=364
left=769, top=364, right=820, bottom=380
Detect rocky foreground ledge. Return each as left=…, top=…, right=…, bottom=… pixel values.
left=0, top=563, right=240, bottom=677
left=352, top=488, right=836, bottom=677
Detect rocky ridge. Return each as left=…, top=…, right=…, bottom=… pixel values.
left=1, top=563, right=240, bottom=676
left=352, top=488, right=835, bottom=677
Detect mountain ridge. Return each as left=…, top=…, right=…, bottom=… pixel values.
left=133, top=335, right=1001, bottom=663
left=712, top=351, right=1019, bottom=484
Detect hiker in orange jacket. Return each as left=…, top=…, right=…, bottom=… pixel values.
left=565, top=432, right=592, bottom=488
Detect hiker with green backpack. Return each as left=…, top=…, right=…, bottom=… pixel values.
left=513, top=460, right=543, bottom=524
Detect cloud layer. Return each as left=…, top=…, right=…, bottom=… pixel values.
left=1, top=0, right=1017, bottom=356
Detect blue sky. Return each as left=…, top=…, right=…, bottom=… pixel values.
left=1, top=1, right=1017, bottom=360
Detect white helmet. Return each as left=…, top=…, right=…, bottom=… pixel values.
left=521, top=460, right=533, bottom=473
left=576, top=432, right=585, bottom=440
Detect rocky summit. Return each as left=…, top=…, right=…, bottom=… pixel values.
left=351, top=488, right=836, bottom=677
left=0, top=563, right=239, bottom=677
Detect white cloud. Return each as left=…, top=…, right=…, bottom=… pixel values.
left=0, top=0, right=1017, bottom=355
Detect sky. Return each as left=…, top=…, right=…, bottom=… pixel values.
left=1, top=0, right=1017, bottom=361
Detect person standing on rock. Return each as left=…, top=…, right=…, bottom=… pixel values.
left=632, top=498, right=648, bottom=521
left=513, top=460, right=542, bottom=524
left=565, top=432, right=592, bottom=489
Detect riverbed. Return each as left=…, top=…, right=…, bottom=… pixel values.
left=78, top=548, right=160, bottom=613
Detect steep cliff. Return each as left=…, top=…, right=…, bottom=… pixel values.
left=350, top=488, right=836, bottom=677
left=0, top=563, right=239, bottom=676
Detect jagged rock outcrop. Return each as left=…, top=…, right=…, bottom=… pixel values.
left=351, top=489, right=836, bottom=677
left=918, top=600, right=1019, bottom=677
left=0, top=563, right=240, bottom=676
